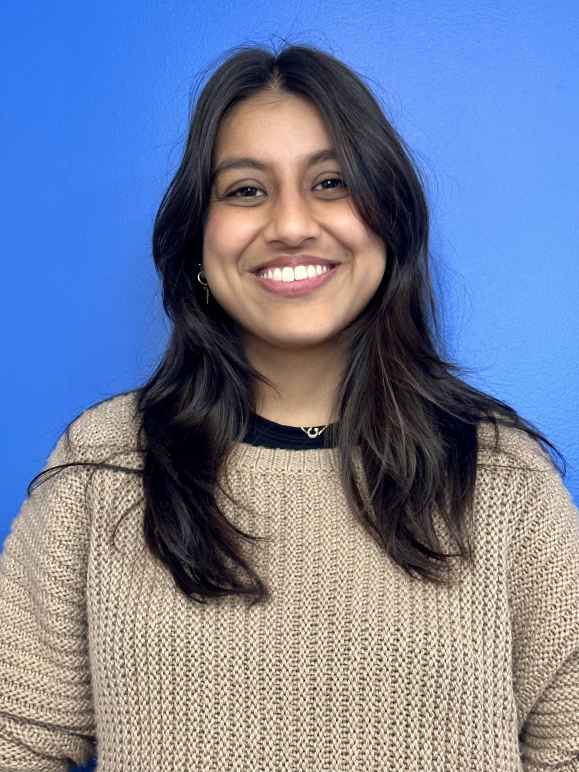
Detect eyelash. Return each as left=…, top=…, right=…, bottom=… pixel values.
left=225, top=177, right=348, bottom=199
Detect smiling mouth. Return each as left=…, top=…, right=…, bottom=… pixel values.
left=251, top=262, right=341, bottom=297
left=251, top=262, right=339, bottom=275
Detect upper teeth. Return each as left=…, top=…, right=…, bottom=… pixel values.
left=257, top=264, right=331, bottom=282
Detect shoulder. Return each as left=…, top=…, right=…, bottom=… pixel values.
left=476, top=419, right=557, bottom=473
left=52, top=390, right=142, bottom=467
left=473, top=421, right=578, bottom=582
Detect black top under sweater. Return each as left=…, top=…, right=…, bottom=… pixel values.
left=243, top=412, right=338, bottom=449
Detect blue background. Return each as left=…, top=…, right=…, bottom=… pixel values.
left=1, top=3, right=578, bottom=769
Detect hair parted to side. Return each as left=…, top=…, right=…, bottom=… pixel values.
left=29, top=39, right=566, bottom=608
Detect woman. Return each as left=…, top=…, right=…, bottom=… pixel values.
left=1, top=42, right=577, bottom=772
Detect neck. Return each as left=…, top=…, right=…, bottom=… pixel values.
left=256, top=406, right=334, bottom=428
left=244, top=336, right=346, bottom=428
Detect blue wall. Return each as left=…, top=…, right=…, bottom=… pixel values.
left=1, top=2, right=577, bottom=769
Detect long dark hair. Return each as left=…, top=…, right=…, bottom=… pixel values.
left=28, top=40, right=566, bottom=608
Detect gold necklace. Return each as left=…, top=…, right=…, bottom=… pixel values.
left=300, top=425, right=328, bottom=438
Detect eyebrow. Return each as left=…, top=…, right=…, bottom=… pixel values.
left=211, top=148, right=339, bottom=180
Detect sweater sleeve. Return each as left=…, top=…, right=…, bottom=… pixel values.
left=0, top=431, right=97, bottom=771
left=510, top=466, right=579, bottom=771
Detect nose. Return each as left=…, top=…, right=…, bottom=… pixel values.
left=263, top=187, right=322, bottom=245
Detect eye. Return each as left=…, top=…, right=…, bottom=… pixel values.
left=226, top=185, right=264, bottom=199
left=225, top=177, right=348, bottom=199
left=316, top=177, right=347, bottom=191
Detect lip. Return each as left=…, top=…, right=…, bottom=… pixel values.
left=252, top=263, right=340, bottom=298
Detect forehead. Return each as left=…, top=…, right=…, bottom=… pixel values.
left=213, top=92, right=330, bottom=157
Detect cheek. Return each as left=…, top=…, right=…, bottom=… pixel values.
left=356, top=260, right=385, bottom=301
left=203, top=207, right=256, bottom=259
left=336, top=214, right=385, bottom=260
left=350, top=246, right=387, bottom=306
left=203, top=210, right=228, bottom=257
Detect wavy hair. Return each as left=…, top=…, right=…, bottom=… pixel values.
left=28, top=40, right=566, bottom=608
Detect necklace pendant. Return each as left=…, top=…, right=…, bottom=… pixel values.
left=301, top=425, right=327, bottom=438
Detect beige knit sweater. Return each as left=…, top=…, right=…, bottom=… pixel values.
left=1, top=392, right=578, bottom=772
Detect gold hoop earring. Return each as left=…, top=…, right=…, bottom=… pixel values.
left=197, top=266, right=209, bottom=305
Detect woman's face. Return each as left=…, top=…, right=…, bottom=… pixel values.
left=203, top=91, right=386, bottom=353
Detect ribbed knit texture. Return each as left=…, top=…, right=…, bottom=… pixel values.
left=1, top=392, right=578, bottom=771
